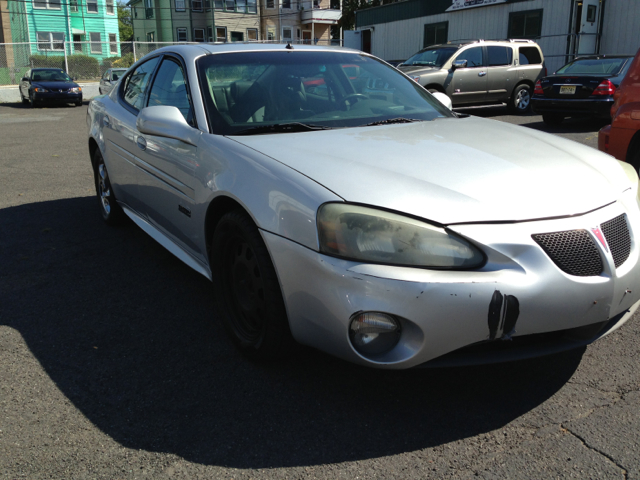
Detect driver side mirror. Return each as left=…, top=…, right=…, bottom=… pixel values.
left=452, top=59, right=468, bottom=70
left=137, top=106, right=201, bottom=146
left=21, top=77, right=29, bottom=82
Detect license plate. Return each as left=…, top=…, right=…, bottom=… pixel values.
left=560, top=85, right=576, bottom=95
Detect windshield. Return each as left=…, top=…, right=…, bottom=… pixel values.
left=402, top=47, right=457, bottom=67
left=31, top=69, right=72, bottom=82
left=197, top=51, right=454, bottom=135
left=556, top=58, right=628, bottom=76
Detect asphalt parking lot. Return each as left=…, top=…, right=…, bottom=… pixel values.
left=1, top=102, right=638, bottom=479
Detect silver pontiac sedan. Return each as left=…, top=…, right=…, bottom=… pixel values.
left=87, top=43, right=640, bottom=369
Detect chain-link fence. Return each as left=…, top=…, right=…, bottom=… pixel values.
left=0, top=39, right=339, bottom=85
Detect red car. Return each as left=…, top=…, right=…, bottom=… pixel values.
left=598, top=48, right=640, bottom=167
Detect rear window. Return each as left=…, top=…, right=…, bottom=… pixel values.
left=487, top=46, right=512, bottom=66
left=557, top=57, right=628, bottom=75
left=402, top=47, right=457, bottom=67
left=519, top=47, right=542, bottom=65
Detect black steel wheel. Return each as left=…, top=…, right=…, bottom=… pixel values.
left=542, top=113, right=564, bottom=126
left=93, top=149, right=124, bottom=224
left=211, top=210, right=294, bottom=360
left=509, top=84, right=532, bottom=114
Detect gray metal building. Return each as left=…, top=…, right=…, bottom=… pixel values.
left=354, top=0, right=640, bottom=73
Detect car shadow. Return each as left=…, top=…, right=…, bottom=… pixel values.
left=0, top=101, right=85, bottom=109
left=0, top=197, right=583, bottom=468
left=524, top=117, right=610, bottom=135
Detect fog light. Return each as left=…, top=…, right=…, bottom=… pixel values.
left=349, top=312, right=401, bottom=356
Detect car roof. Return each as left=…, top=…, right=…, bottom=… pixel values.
left=137, top=43, right=363, bottom=64
left=32, top=67, right=66, bottom=71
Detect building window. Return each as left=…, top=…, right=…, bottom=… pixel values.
left=33, top=0, right=61, bottom=9
left=423, top=21, right=447, bottom=48
left=192, top=0, right=203, bottom=10
left=224, top=0, right=233, bottom=10
left=109, top=33, right=118, bottom=53
left=214, top=0, right=223, bottom=8
left=194, top=28, right=205, bottom=42
left=231, top=31, right=243, bottom=42
left=247, top=0, right=256, bottom=13
left=69, top=0, right=78, bottom=12
left=87, top=0, right=98, bottom=13
left=106, top=0, right=114, bottom=14
left=266, top=0, right=274, bottom=8
left=207, top=26, right=213, bottom=41
left=586, top=4, right=597, bottom=23
left=236, top=0, right=246, bottom=12
left=176, top=28, right=187, bottom=41
left=282, top=0, right=290, bottom=8
left=134, top=7, right=137, bottom=17
left=90, top=32, right=102, bottom=53
left=206, top=0, right=211, bottom=11
left=146, top=31, right=155, bottom=42
left=267, top=29, right=275, bottom=40
left=247, top=28, right=258, bottom=41
left=216, top=26, right=226, bottom=42
left=37, top=32, right=64, bottom=50
left=508, top=9, right=543, bottom=39
left=145, top=0, right=153, bottom=18
left=175, top=0, right=185, bottom=10
left=282, top=27, right=292, bottom=42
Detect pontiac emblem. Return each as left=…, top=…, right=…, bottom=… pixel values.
left=591, top=226, right=609, bottom=253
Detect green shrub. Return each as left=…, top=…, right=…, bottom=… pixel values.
left=28, top=54, right=64, bottom=69
left=113, top=53, right=134, bottom=68
left=67, top=54, right=100, bottom=80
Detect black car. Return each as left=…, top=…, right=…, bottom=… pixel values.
left=19, top=68, right=83, bottom=108
left=532, top=55, right=634, bottom=125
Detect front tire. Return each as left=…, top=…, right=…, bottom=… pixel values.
left=509, top=84, right=532, bottom=114
left=93, top=149, right=124, bottom=224
left=29, top=92, right=38, bottom=108
left=211, top=210, right=294, bottom=360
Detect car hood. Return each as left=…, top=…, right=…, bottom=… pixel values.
left=397, top=65, right=440, bottom=75
left=229, top=116, right=631, bottom=225
left=33, top=80, right=79, bottom=89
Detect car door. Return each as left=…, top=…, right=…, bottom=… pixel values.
left=100, top=70, right=110, bottom=94
left=450, top=46, right=487, bottom=106
left=485, top=45, right=516, bottom=103
left=103, top=55, right=161, bottom=213
left=134, top=55, right=204, bottom=259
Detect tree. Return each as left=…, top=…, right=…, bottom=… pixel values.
left=339, top=0, right=378, bottom=31
left=117, top=2, right=133, bottom=42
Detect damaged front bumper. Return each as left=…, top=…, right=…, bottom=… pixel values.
left=263, top=198, right=640, bottom=369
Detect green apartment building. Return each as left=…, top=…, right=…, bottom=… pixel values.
left=129, top=0, right=259, bottom=44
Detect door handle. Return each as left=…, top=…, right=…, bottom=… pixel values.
left=137, top=136, right=147, bottom=151
left=103, top=115, right=110, bottom=127
left=478, top=71, right=487, bottom=77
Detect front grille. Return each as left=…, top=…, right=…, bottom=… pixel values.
left=532, top=230, right=603, bottom=277
left=601, top=214, right=631, bottom=268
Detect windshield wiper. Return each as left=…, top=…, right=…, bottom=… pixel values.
left=231, top=122, right=334, bottom=135
left=365, top=117, right=422, bottom=126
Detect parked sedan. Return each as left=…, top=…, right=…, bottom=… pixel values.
left=532, top=55, right=634, bottom=125
left=599, top=48, right=640, bottom=167
left=99, top=68, right=127, bottom=95
left=87, top=44, right=640, bottom=369
left=19, top=68, right=82, bottom=107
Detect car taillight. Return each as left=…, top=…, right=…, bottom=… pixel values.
left=534, top=80, right=544, bottom=95
left=592, top=79, right=616, bottom=96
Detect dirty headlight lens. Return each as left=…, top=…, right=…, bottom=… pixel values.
left=70, top=87, right=82, bottom=93
left=317, top=203, right=484, bottom=268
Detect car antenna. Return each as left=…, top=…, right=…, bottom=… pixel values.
left=285, top=42, right=294, bottom=50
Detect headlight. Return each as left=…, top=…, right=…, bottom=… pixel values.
left=317, top=203, right=485, bottom=268
left=34, top=87, right=48, bottom=92
left=70, top=87, right=82, bottom=93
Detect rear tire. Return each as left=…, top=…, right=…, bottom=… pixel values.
left=211, top=210, right=294, bottom=360
left=93, top=149, right=125, bottom=225
left=509, top=84, right=532, bottom=114
left=542, top=113, right=564, bottom=126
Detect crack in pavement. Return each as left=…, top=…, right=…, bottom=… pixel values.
left=561, top=425, right=629, bottom=479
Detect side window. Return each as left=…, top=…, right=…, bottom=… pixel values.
left=102, top=70, right=110, bottom=80
left=487, top=46, right=512, bottom=67
left=147, top=58, right=194, bottom=126
left=518, top=47, right=542, bottom=65
left=122, top=56, right=161, bottom=111
left=455, top=47, right=483, bottom=68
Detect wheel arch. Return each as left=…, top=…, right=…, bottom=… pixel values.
left=511, top=79, right=534, bottom=98
left=204, top=195, right=247, bottom=260
left=626, top=130, right=640, bottom=166
left=88, top=137, right=100, bottom=170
